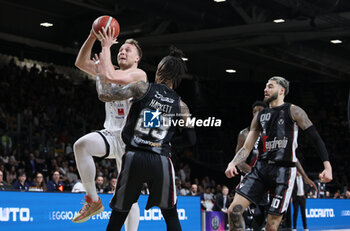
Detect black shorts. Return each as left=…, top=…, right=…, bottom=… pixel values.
left=110, top=151, right=176, bottom=211
left=236, top=160, right=296, bottom=215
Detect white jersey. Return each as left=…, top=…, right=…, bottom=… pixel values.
left=104, top=99, right=132, bottom=132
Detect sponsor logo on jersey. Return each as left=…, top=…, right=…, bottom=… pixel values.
left=117, top=108, right=125, bottom=116
left=155, top=91, right=175, bottom=103
left=143, top=109, right=161, bottom=128
left=263, top=136, right=288, bottom=152
left=134, top=136, right=162, bottom=147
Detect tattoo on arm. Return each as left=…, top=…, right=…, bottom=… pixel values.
left=235, top=129, right=248, bottom=153
left=180, top=101, right=193, bottom=128
left=96, top=74, right=149, bottom=102
left=232, top=147, right=249, bottom=165
left=291, top=105, right=313, bottom=130
left=237, top=162, right=251, bottom=174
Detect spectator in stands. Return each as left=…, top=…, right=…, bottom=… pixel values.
left=66, top=165, right=78, bottom=187
left=213, top=185, right=230, bottom=213
left=13, top=172, right=30, bottom=191
left=26, top=152, right=37, bottom=179
left=72, top=179, right=86, bottom=193
left=6, top=165, right=17, bottom=184
left=201, top=186, right=215, bottom=211
left=46, top=171, right=64, bottom=192
left=1, top=130, right=12, bottom=152
left=345, top=190, right=350, bottom=199
left=188, top=184, right=199, bottom=196
left=95, top=176, right=105, bottom=194
left=214, top=185, right=230, bottom=230
left=0, top=149, right=9, bottom=164
left=315, top=179, right=326, bottom=198
left=104, top=177, right=117, bottom=194
left=0, top=170, right=13, bottom=191
left=175, top=178, right=182, bottom=196
left=180, top=181, right=191, bottom=196
left=333, top=189, right=342, bottom=199
left=0, top=164, right=6, bottom=179
left=141, top=183, right=150, bottom=195
left=29, top=172, right=47, bottom=192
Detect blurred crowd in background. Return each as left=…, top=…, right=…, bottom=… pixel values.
left=0, top=57, right=349, bottom=212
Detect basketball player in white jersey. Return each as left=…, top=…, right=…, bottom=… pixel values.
left=72, top=27, right=146, bottom=231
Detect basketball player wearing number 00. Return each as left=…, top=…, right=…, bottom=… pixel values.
left=72, top=16, right=146, bottom=231
left=225, top=76, right=332, bottom=231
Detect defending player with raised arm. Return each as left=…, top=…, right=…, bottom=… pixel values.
left=71, top=26, right=146, bottom=231
left=97, top=47, right=196, bottom=231
left=225, top=76, right=332, bottom=231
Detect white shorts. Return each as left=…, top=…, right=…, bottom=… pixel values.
left=96, top=129, right=126, bottom=170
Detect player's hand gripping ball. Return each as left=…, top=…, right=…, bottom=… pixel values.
left=92, top=16, right=120, bottom=41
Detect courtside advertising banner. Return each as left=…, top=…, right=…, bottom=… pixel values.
left=292, top=198, right=350, bottom=230
left=0, top=191, right=201, bottom=231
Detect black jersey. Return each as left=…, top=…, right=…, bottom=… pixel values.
left=257, top=103, right=298, bottom=163
left=122, top=83, right=181, bottom=157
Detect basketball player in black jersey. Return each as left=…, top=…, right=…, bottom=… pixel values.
left=235, top=101, right=317, bottom=230
left=235, top=101, right=268, bottom=230
left=235, top=101, right=267, bottom=174
left=95, top=47, right=195, bottom=231
left=225, top=76, right=332, bottom=231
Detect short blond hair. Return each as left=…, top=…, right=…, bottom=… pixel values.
left=125, top=38, right=142, bottom=60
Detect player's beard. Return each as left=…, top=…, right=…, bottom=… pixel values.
left=264, top=92, right=278, bottom=104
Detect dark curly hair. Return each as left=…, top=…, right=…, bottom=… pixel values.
left=156, top=46, right=187, bottom=89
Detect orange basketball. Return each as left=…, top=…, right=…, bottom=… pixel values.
left=92, top=16, right=120, bottom=41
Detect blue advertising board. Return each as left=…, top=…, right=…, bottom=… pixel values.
left=0, top=191, right=201, bottom=231
left=292, top=198, right=350, bottom=230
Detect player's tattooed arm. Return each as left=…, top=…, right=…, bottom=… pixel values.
left=225, top=114, right=260, bottom=178
left=290, top=104, right=313, bottom=130
left=96, top=74, right=149, bottom=101
left=235, top=129, right=251, bottom=173
left=237, top=162, right=252, bottom=174
left=232, top=147, right=250, bottom=165
left=235, top=129, right=248, bottom=153
left=180, top=101, right=193, bottom=128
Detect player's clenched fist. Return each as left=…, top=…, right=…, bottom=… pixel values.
left=225, top=162, right=239, bottom=178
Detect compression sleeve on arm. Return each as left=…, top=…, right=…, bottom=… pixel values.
left=171, top=128, right=196, bottom=148
left=304, top=125, right=329, bottom=162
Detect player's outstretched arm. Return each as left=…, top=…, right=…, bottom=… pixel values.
left=225, top=115, right=260, bottom=178
left=75, top=30, right=98, bottom=76
left=96, top=74, right=149, bottom=101
left=290, top=104, right=332, bottom=183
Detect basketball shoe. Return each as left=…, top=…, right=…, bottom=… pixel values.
left=72, top=195, right=104, bottom=223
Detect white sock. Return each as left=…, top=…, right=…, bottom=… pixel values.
left=74, top=132, right=106, bottom=202
left=125, top=202, right=140, bottom=231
